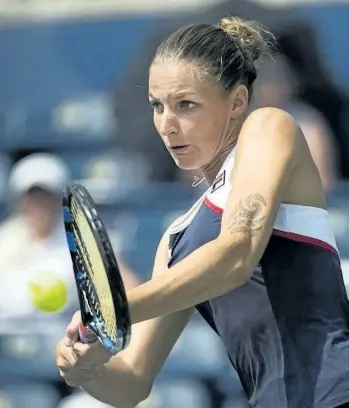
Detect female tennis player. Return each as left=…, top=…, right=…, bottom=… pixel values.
left=56, top=17, right=349, bottom=408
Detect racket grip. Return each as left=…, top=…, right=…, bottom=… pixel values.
left=79, top=324, right=98, bottom=344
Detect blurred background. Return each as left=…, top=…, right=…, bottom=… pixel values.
left=0, top=0, right=349, bottom=407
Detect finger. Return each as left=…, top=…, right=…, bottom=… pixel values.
left=57, top=348, right=77, bottom=369
left=60, top=366, right=100, bottom=388
left=56, top=339, right=75, bottom=368
left=71, top=343, right=109, bottom=366
left=71, top=338, right=94, bottom=352
left=57, top=338, right=86, bottom=367
left=58, top=341, right=93, bottom=368
left=70, top=341, right=91, bottom=359
left=88, top=341, right=112, bottom=363
left=65, top=311, right=82, bottom=346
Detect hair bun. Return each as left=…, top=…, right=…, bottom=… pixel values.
left=219, top=16, right=275, bottom=63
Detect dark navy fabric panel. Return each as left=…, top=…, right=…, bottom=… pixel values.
left=260, top=236, right=349, bottom=408
left=168, top=204, right=222, bottom=334
left=168, top=202, right=349, bottom=408
left=168, top=203, right=221, bottom=268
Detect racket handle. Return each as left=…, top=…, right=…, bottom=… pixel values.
left=79, top=324, right=98, bottom=344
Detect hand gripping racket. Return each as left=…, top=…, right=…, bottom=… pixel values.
left=62, top=183, right=131, bottom=355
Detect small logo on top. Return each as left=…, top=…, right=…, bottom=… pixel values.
left=211, top=170, right=226, bottom=193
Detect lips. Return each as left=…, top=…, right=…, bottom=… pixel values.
left=169, top=145, right=190, bottom=154
left=171, top=145, right=188, bottom=149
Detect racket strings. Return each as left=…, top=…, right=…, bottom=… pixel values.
left=71, top=198, right=117, bottom=342
left=74, top=235, right=101, bottom=317
left=72, top=225, right=102, bottom=318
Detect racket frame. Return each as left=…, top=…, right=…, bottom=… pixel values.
left=62, top=183, right=131, bottom=355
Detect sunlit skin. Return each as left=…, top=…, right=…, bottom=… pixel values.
left=148, top=61, right=250, bottom=183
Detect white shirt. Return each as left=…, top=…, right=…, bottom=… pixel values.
left=0, top=217, right=78, bottom=318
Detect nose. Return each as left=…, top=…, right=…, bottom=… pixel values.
left=159, top=109, right=178, bottom=138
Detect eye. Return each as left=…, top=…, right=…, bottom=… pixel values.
left=149, top=100, right=163, bottom=113
left=179, top=100, right=196, bottom=110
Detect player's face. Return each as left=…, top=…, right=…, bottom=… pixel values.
left=149, top=61, right=236, bottom=170
left=19, top=188, right=60, bottom=237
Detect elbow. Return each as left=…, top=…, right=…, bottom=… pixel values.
left=108, top=384, right=151, bottom=408
left=235, top=249, right=254, bottom=284
left=84, top=375, right=152, bottom=408
left=239, top=263, right=254, bottom=285
left=124, top=376, right=153, bottom=407
left=126, top=382, right=153, bottom=408
left=135, top=380, right=153, bottom=405
left=214, top=258, right=251, bottom=296
left=217, top=236, right=253, bottom=288
left=230, top=258, right=252, bottom=288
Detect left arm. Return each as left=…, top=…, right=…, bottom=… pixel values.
left=118, top=258, right=141, bottom=290
left=128, top=108, right=301, bottom=324
left=299, top=113, right=338, bottom=190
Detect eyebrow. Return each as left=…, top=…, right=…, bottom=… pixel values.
left=148, top=91, right=196, bottom=100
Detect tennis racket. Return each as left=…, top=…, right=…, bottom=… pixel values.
left=62, top=182, right=131, bottom=355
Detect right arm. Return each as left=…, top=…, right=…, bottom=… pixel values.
left=57, top=232, right=194, bottom=408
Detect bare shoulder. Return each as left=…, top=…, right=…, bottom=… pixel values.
left=238, top=108, right=325, bottom=208
left=244, top=106, right=298, bottom=127
left=235, top=107, right=304, bottom=167
left=240, top=107, right=302, bottom=145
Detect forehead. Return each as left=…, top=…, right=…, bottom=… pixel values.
left=149, top=61, right=210, bottom=97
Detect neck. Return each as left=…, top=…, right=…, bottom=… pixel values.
left=202, top=120, right=242, bottom=184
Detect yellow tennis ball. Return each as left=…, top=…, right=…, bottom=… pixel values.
left=28, top=271, right=68, bottom=313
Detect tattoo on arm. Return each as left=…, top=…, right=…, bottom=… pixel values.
left=227, top=194, right=267, bottom=237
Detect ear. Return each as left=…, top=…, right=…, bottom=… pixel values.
left=228, top=84, right=249, bottom=119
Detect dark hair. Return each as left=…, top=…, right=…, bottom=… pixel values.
left=153, top=17, right=275, bottom=98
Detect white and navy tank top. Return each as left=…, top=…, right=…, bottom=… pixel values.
left=167, top=149, right=349, bottom=408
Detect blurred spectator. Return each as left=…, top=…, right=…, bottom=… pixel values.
left=0, top=153, right=139, bottom=318
left=0, top=152, right=140, bottom=408
left=0, top=153, right=77, bottom=317
left=252, top=54, right=339, bottom=191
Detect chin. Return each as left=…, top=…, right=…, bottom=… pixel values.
left=173, top=157, right=200, bottom=171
